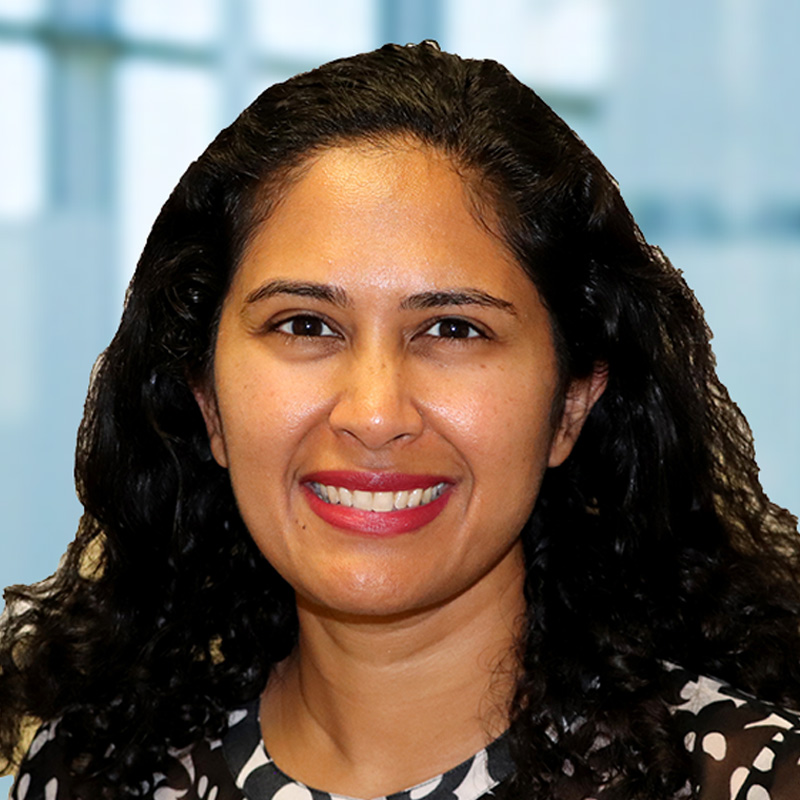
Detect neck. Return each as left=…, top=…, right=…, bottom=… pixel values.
left=260, top=547, right=526, bottom=798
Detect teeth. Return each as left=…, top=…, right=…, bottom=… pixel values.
left=352, top=490, right=371, bottom=511
left=310, top=482, right=448, bottom=512
left=372, top=491, right=394, bottom=511
left=407, top=488, right=423, bottom=508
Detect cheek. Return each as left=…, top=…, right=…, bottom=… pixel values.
left=420, top=368, right=558, bottom=544
left=424, top=366, right=557, bottom=465
left=217, top=356, right=331, bottom=444
left=212, top=359, right=336, bottom=517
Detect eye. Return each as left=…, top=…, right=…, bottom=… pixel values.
left=274, top=315, right=337, bottom=337
left=423, top=318, right=484, bottom=339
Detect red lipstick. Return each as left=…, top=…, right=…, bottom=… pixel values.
left=301, top=471, right=454, bottom=535
left=303, top=471, right=449, bottom=492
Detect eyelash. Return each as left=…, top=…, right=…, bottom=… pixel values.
left=269, top=314, right=487, bottom=342
left=420, top=317, right=485, bottom=340
left=273, top=315, right=338, bottom=338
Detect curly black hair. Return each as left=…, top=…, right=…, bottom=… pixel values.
left=2, top=42, right=799, bottom=800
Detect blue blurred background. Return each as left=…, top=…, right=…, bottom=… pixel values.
left=0, top=3, right=798, bottom=780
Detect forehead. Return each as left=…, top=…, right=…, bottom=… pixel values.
left=233, top=141, right=531, bottom=302
left=265, top=141, right=494, bottom=242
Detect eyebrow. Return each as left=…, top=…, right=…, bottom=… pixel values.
left=243, top=279, right=516, bottom=316
left=400, top=288, right=517, bottom=315
left=244, top=279, right=350, bottom=308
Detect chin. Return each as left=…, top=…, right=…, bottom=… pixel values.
left=295, top=573, right=451, bottom=621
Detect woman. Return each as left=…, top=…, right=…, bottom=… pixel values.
left=2, top=42, right=800, bottom=800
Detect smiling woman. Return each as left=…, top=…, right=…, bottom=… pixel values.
left=2, top=42, right=800, bottom=800
left=195, top=143, right=601, bottom=631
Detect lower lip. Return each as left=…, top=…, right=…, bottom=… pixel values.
left=301, top=484, right=452, bottom=535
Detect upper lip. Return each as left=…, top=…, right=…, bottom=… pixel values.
left=302, top=470, right=453, bottom=492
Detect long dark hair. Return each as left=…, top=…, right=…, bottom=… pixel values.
left=2, top=42, right=799, bottom=800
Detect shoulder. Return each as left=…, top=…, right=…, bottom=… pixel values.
left=668, top=668, right=800, bottom=800
left=11, top=719, right=64, bottom=800
left=10, top=719, right=244, bottom=800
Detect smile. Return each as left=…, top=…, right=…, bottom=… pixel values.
left=300, top=472, right=454, bottom=535
left=307, top=482, right=448, bottom=512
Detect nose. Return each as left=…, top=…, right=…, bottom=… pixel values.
left=328, top=346, right=424, bottom=450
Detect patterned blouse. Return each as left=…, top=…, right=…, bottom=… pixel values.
left=11, top=668, right=800, bottom=800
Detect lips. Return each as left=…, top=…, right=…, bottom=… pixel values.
left=301, top=471, right=454, bottom=535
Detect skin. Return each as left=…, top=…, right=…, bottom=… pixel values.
left=196, top=140, right=606, bottom=797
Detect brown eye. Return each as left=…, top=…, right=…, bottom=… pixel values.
left=276, top=315, right=336, bottom=337
left=425, top=318, right=482, bottom=339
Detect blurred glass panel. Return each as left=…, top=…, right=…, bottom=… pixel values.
left=0, top=43, right=45, bottom=220
left=115, top=60, right=220, bottom=293
left=249, top=0, right=377, bottom=61
left=0, top=219, right=36, bottom=422
left=115, top=0, right=221, bottom=45
left=443, top=0, right=611, bottom=94
left=663, top=238, right=800, bottom=514
left=0, top=0, right=45, bottom=22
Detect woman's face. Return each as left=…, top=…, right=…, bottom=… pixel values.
left=196, top=142, right=602, bottom=619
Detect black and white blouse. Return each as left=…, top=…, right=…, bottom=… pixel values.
left=11, top=668, right=800, bottom=800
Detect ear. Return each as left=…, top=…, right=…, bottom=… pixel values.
left=192, top=383, right=229, bottom=468
left=548, top=363, right=608, bottom=468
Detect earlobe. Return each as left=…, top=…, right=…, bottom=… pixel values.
left=192, top=384, right=229, bottom=468
left=548, top=363, right=608, bottom=468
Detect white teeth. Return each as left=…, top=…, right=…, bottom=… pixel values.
left=311, top=482, right=448, bottom=512
left=373, top=491, right=394, bottom=511
left=352, top=490, right=371, bottom=510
